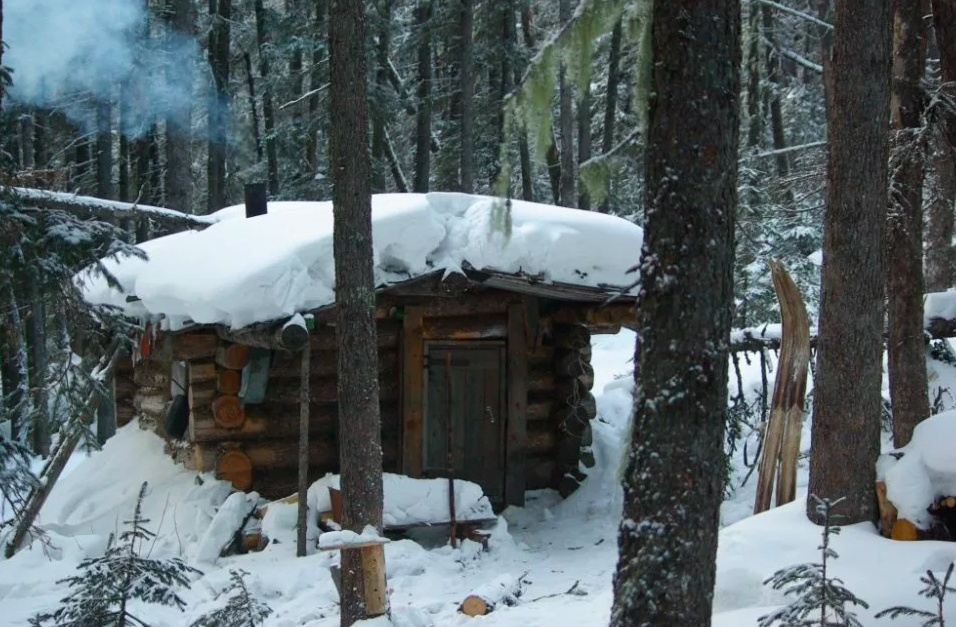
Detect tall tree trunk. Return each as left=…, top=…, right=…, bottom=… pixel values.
left=118, top=84, right=131, bottom=202
left=926, top=139, right=956, bottom=290
left=329, top=0, right=384, bottom=624
left=254, top=0, right=280, bottom=196
left=886, top=0, right=930, bottom=447
left=807, top=0, right=893, bottom=525
left=33, top=108, right=47, bottom=170
left=305, top=0, right=326, bottom=174
left=761, top=5, right=791, bottom=180
left=287, top=0, right=305, bottom=162
left=611, top=1, right=740, bottom=625
left=244, top=52, right=265, bottom=162
left=19, top=114, right=35, bottom=171
left=459, top=0, right=474, bottom=193
left=95, top=100, right=112, bottom=199
left=746, top=3, right=761, bottom=150
left=558, top=0, right=575, bottom=207
left=207, top=0, right=231, bottom=213
left=26, top=284, right=49, bottom=457
left=599, top=18, right=623, bottom=213
left=578, top=85, right=592, bottom=210
left=933, top=0, right=956, bottom=154
left=413, top=1, right=432, bottom=193
left=1, top=286, right=27, bottom=443
left=165, top=0, right=195, bottom=212
left=370, top=0, right=391, bottom=193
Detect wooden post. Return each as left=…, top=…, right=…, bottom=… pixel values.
left=360, top=544, right=388, bottom=616
left=244, top=182, right=268, bottom=218
left=402, top=306, right=424, bottom=477
left=297, top=338, right=311, bottom=557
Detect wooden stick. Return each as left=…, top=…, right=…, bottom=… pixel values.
left=296, top=339, right=311, bottom=557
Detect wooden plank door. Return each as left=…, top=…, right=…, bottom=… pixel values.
left=423, top=343, right=506, bottom=504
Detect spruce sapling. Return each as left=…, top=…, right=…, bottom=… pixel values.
left=758, top=496, right=869, bottom=627
left=189, top=569, right=272, bottom=627
left=31, top=481, right=201, bottom=627
left=875, top=562, right=955, bottom=627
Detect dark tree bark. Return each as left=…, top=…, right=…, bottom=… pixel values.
left=746, top=4, right=761, bottom=150
left=599, top=18, right=623, bottom=213
left=254, top=0, right=280, bottom=196
left=933, top=0, right=956, bottom=153
left=243, top=52, right=265, bottom=162
left=329, top=0, right=384, bottom=624
left=25, top=284, right=49, bottom=457
left=19, top=114, right=35, bottom=171
left=459, top=0, right=474, bottom=193
left=207, top=0, right=231, bottom=213
left=610, top=2, right=740, bottom=627
left=578, top=85, right=592, bottom=210
left=164, top=0, right=195, bottom=212
left=807, top=0, right=893, bottom=525
left=926, top=139, right=956, bottom=290
left=95, top=100, right=112, bottom=199
left=558, top=0, right=575, bottom=206
left=33, top=109, right=48, bottom=170
left=413, top=1, right=432, bottom=193
left=1, top=286, right=27, bottom=442
left=118, top=83, right=131, bottom=202
left=305, top=0, right=326, bottom=175
left=370, top=0, right=391, bottom=193
left=886, top=0, right=930, bottom=447
left=287, top=0, right=305, bottom=150
left=761, top=5, right=791, bottom=180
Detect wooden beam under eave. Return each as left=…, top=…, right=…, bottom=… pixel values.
left=547, top=303, right=638, bottom=329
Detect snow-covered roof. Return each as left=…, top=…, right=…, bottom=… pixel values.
left=79, top=192, right=643, bottom=330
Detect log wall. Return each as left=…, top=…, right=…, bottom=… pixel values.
left=130, top=289, right=608, bottom=502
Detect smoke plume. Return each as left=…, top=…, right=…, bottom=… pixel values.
left=4, top=0, right=200, bottom=134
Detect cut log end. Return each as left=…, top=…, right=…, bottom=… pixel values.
left=460, top=596, right=491, bottom=617
left=891, top=518, right=919, bottom=541
left=212, top=395, right=245, bottom=428
left=216, top=449, right=253, bottom=491
left=217, top=343, right=251, bottom=370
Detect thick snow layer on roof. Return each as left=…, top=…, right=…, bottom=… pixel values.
left=79, top=192, right=643, bottom=329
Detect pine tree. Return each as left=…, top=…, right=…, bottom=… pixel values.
left=31, top=482, right=200, bottom=627
left=189, top=569, right=272, bottom=627
left=875, top=563, right=955, bottom=627
left=759, top=497, right=869, bottom=627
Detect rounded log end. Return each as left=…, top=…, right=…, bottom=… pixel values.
left=460, top=596, right=490, bottom=617
left=279, top=322, right=310, bottom=352
left=212, top=395, right=245, bottom=428
left=216, top=449, right=253, bottom=491
left=217, top=369, right=242, bottom=395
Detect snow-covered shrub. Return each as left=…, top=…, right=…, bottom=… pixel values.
left=758, top=496, right=869, bottom=627
left=30, top=481, right=200, bottom=627
left=190, top=569, right=272, bottom=627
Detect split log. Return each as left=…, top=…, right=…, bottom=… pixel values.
left=421, top=314, right=508, bottom=341
left=528, top=367, right=556, bottom=393
left=459, top=574, right=523, bottom=616
left=189, top=361, right=217, bottom=383
left=876, top=480, right=897, bottom=538
left=169, top=331, right=218, bottom=361
left=189, top=405, right=339, bottom=441
left=753, top=260, right=810, bottom=514
left=216, top=343, right=251, bottom=370
left=548, top=303, right=637, bottom=329
left=189, top=380, right=218, bottom=409
left=269, top=348, right=399, bottom=379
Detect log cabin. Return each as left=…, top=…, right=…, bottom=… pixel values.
left=86, top=192, right=643, bottom=509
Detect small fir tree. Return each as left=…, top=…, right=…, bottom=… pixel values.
left=759, top=496, right=869, bottom=627
left=31, top=481, right=200, bottom=627
left=189, top=569, right=273, bottom=627
left=875, top=563, right=955, bottom=627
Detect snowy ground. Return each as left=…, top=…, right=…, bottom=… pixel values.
left=4, top=331, right=956, bottom=626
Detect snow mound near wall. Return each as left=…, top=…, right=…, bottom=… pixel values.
left=879, top=410, right=956, bottom=528
left=78, top=192, right=643, bottom=329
